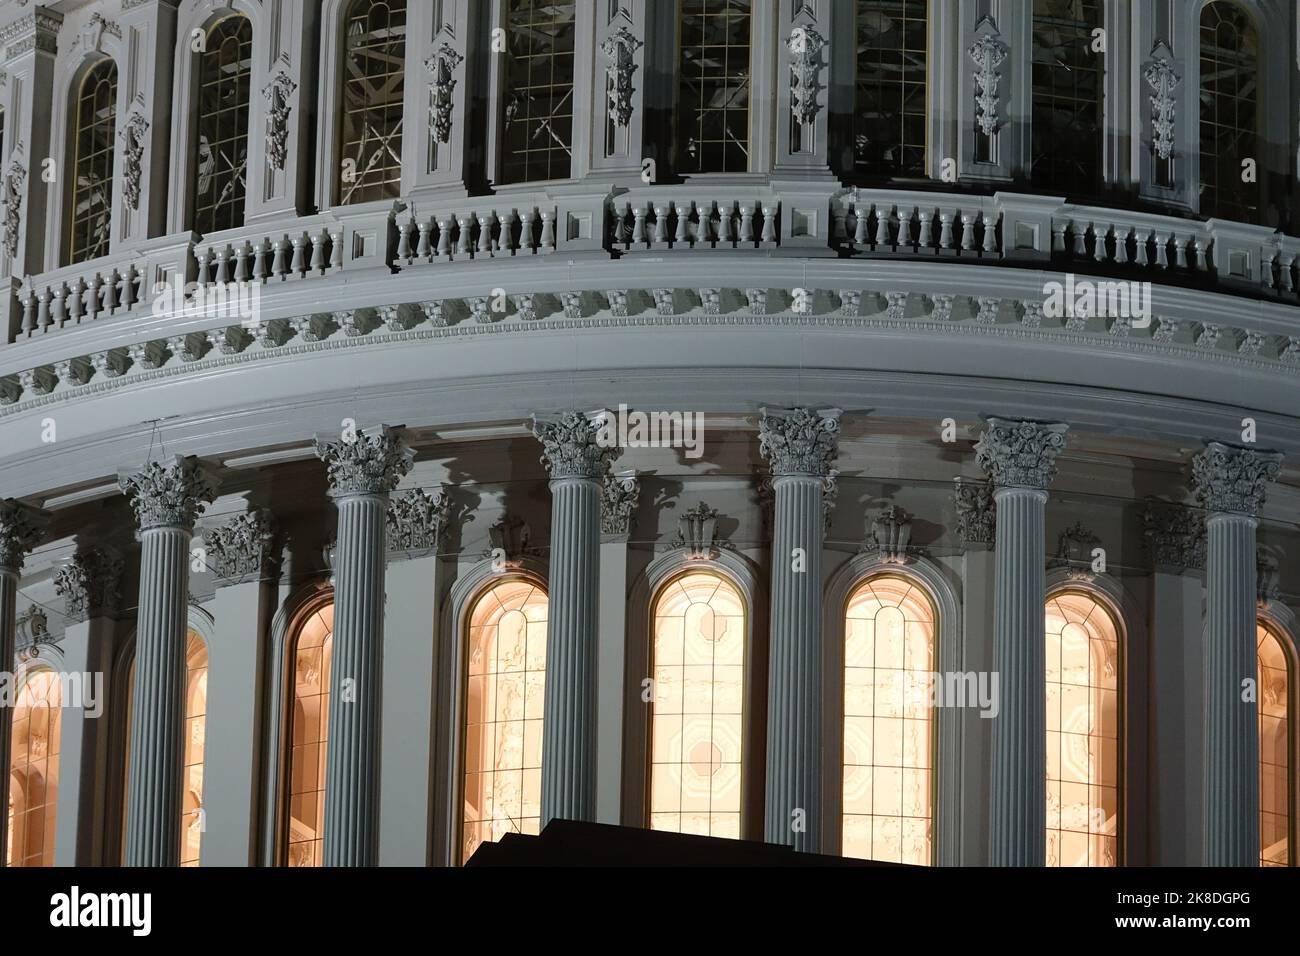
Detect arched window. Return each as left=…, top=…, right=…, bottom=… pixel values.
left=1199, top=1, right=1259, bottom=221
left=461, top=579, right=548, bottom=863
left=853, top=0, right=928, bottom=179
left=1258, top=621, right=1294, bottom=867
left=499, top=0, right=576, bottom=184
left=648, top=570, right=746, bottom=838
left=841, top=575, right=935, bottom=864
left=192, top=15, right=252, bottom=234
left=6, top=666, right=62, bottom=866
left=1045, top=591, right=1121, bottom=866
left=285, top=601, right=333, bottom=867
left=339, top=0, right=406, bottom=205
left=1031, top=0, right=1103, bottom=195
left=677, top=0, right=752, bottom=174
left=68, top=59, right=117, bottom=265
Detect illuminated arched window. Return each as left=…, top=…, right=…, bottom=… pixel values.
left=340, top=0, right=406, bottom=205
left=1199, top=1, right=1259, bottom=222
left=68, top=59, right=117, bottom=265
left=649, top=570, right=746, bottom=838
left=1258, top=622, right=1294, bottom=867
left=6, top=666, right=62, bottom=867
left=854, top=0, right=928, bottom=179
left=1045, top=591, right=1121, bottom=867
left=841, top=575, right=935, bottom=864
left=192, top=15, right=252, bottom=234
left=499, top=1, right=576, bottom=184
left=286, top=601, right=333, bottom=867
left=461, top=579, right=548, bottom=863
left=1031, top=0, right=1103, bottom=195
left=677, top=0, right=752, bottom=174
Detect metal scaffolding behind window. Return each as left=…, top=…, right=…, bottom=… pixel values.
left=854, top=0, right=928, bottom=179
left=68, top=59, right=117, bottom=265
left=192, top=15, right=252, bottom=235
left=1199, top=1, right=1259, bottom=222
left=677, top=0, right=752, bottom=174
left=340, top=0, right=406, bottom=205
left=1031, top=0, right=1103, bottom=196
left=500, top=0, right=576, bottom=185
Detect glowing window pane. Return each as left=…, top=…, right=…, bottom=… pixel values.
left=68, top=60, right=117, bottom=265
left=1031, top=0, right=1103, bottom=195
left=286, top=604, right=334, bottom=867
left=649, top=571, right=746, bottom=839
left=339, top=0, right=406, bottom=205
left=6, top=667, right=62, bottom=867
left=854, top=0, right=928, bottom=179
left=841, top=575, right=935, bottom=864
left=499, top=0, right=576, bottom=185
left=180, top=634, right=208, bottom=866
left=192, top=15, right=252, bottom=234
left=1258, top=623, right=1293, bottom=867
left=677, top=0, right=752, bottom=174
left=1199, top=2, right=1259, bottom=222
left=1045, top=592, right=1120, bottom=867
left=462, top=580, right=548, bottom=863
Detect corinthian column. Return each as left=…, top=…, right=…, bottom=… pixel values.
left=1193, top=441, right=1282, bottom=867
left=758, top=406, right=840, bottom=851
left=0, top=500, right=48, bottom=867
left=533, top=410, right=620, bottom=825
left=119, top=456, right=217, bottom=867
left=314, top=426, right=413, bottom=867
left=975, top=418, right=1069, bottom=866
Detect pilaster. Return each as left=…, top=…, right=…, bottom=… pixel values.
left=596, top=472, right=639, bottom=825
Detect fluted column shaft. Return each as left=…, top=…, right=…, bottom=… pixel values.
left=315, top=425, right=413, bottom=867
left=988, top=487, right=1048, bottom=866
left=765, top=474, right=825, bottom=851
left=1193, top=440, right=1281, bottom=867
left=322, top=492, right=388, bottom=866
left=125, top=525, right=190, bottom=866
left=540, top=476, right=602, bottom=823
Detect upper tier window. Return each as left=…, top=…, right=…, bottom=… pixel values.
left=1199, top=1, right=1259, bottom=222
left=340, top=0, right=406, bottom=205
left=68, top=59, right=117, bottom=265
left=499, top=0, right=576, bottom=185
left=677, top=0, right=752, bottom=174
left=854, top=0, right=929, bottom=180
left=1031, top=0, right=1104, bottom=197
left=192, top=15, right=252, bottom=235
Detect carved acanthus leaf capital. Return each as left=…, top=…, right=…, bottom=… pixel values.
left=0, top=498, right=48, bottom=571
left=387, top=487, right=451, bottom=553
left=953, top=478, right=995, bottom=547
left=601, top=473, right=640, bottom=536
left=315, top=425, right=414, bottom=497
left=974, top=418, right=1069, bottom=490
left=533, top=410, right=620, bottom=481
left=202, top=510, right=276, bottom=580
left=119, top=455, right=218, bottom=531
left=54, top=547, right=124, bottom=621
left=758, top=406, right=841, bottom=478
left=1192, top=441, right=1282, bottom=518
left=1142, top=501, right=1205, bottom=571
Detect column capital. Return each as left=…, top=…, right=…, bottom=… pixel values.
left=315, top=425, right=414, bottom=498
left=119, top=455, right=218, bottom=531
left=0, top=499, right=48, bottom=572
left=386, top=487, right=450, bottom=553
left=202, top=510, right=277, bottom=582
left=953, top=477, right=996, bottom=548
left=533, top=410, right=620, bottom=481
left=758, top=406, right=841, bottom=478
left=974, top=417, right=1069, bottom=490
left=53, top=547, right=125, bottom=622
left=1192, top=441, right=1283, bottom=518
left=0, top=8, right=63, bottom=61
left=1142, top=500, right=1206, bottom=572
left=600, top=472, right=640, bottom=538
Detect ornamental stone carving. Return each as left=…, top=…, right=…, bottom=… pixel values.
left=601, top=473, right=640, bottom=536
left=15, top=604, right=49, bottom=657
left=3, top=156, right=26, bottom=260
left=953, top=478, right=995, bottom=546
left=1049, top=521, right=1102, bottom=581
left=387, top=487, right=450, bottom=553
left=758, top=406, right=841, bottom=478
left=262, top=70, right=298, bottom=171
left=974, top=418, right=1069, bottom=490
left=426, top=43, right=465, bottom=144
left=1192, top=441, right=1283, bottom=518
left=671, top=502, right=723, bottom=560
left=119, top=456, right=218, bottom=531
left=968, top=21, right=1009, bottom=137
left=487, top=515, right=531, bottom=568
left=1257, top=547, right=1281, bottom=606
left=533, top=410, right=620, bottom=481
left=120, top=110, right=149, bottom=210
left=864, top=505, right=912, bottom=564
left=315, top=425, right=414, bottom=497
left=0, top=498, right=48, bottom=571
left=202, top=510, right=276, bottom=579
left=601, top=25, right=643, bottom=127
left=786, top=26, right=826, bottom=126
left=1143, top=43, right=1180, bottom=161
left=1142, top=501, right=1206, bottom=571
left=53, top=547, right=124, bottom=621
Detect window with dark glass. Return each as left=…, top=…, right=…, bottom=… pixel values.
left=1031, top=0, right=1103, bottom=196
left=340, top=0, right=406, bottom=205
left=499, top=0, right=576, bottom=185
left=1199, top=1, right=1259, bottom=222
left=192, top=15, right=251, bottom=234
left=854, top=0, right=928, bottom=179
left=68, top=59, right=117, bottom=265
left=677, top=0, right=752, bottom=174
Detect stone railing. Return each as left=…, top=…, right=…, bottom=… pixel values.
left=609, top=189, right=781, bottom=252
